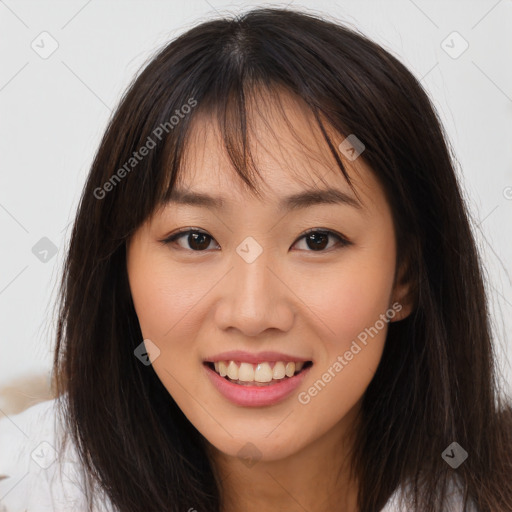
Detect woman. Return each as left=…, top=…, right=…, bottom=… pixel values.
left=1, top=7, right=511, bottom=512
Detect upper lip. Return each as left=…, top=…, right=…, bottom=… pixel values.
left=204, top=350, right=312, bottom=364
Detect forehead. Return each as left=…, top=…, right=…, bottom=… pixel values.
left=174, top=87, right=382, bottom=212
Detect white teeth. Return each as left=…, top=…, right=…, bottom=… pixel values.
left=227, top=361, right=238, bottom=380
left=210, top=360, right=308, bottom=382
left=238, top=362, right=255, bottom=382
left=218, top=361, right=228, bottom=377
left=272, top=361, right=286, bottom=379
left=254, top=363, right=273, bottom=383
left=285, top=362, right=296, bottom=377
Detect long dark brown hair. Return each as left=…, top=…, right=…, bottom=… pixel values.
left=52, top=7, right=512, bottom=511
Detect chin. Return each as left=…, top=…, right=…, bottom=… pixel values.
left=203, top=428, right=307, bottom=464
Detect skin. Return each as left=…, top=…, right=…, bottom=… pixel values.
left=126, top=88, right=413, bottom=512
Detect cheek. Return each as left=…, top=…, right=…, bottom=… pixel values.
left=127, top=253, right=208, bottom=403
left=128, top=251, right=206, bottom=342
left=299, top=246, right=396, bottom=352
left=294, top=238, right=396, bottom=419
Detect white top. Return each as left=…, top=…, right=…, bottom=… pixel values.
left=0, top=397, right=474, bottom=511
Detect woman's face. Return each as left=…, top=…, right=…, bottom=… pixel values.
left=126, top=91, right=412, bottom=463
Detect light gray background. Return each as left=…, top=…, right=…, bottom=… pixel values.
left=1, top=0, right=511, bottom=396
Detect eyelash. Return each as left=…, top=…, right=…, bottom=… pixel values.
left=159, top=227, right=352, bottom=254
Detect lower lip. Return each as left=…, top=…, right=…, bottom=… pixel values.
left=203, top=363, right=312, bottom=407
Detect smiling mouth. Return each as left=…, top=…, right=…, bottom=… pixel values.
left=204, top=360, right=313, bottom=386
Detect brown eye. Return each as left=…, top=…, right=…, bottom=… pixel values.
left=161, top=228, right=351, bottom=253
left=292, top=229, right=351, bottom=252
left=163, top=230, right=218, bottom=251
left=184, top=231, right=213, bottom=251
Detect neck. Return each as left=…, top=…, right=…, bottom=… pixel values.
left=206, top=403, right=361, bottom=512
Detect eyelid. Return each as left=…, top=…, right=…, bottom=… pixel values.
left=159, top=227, right=352, bottom=252
left=160, top=227, right=213, bottom=245
left=292, top=228, right=352, bottom=250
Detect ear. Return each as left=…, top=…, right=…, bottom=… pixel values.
left=389, top=251, right=417, bottom=322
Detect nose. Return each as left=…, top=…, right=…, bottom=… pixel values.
left=214, top=247, right=294, bottom=337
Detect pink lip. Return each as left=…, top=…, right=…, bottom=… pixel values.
left=203, top=362, right=312, bottom=407
left=204, top=350, right=311, bottom=364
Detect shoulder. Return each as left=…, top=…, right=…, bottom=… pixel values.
left=380, top=475, right=479, bottom=511
left=0, top=395, right=115, bottom=512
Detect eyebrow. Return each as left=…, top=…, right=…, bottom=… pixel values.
left=166, top=187, right=363, bottom=212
